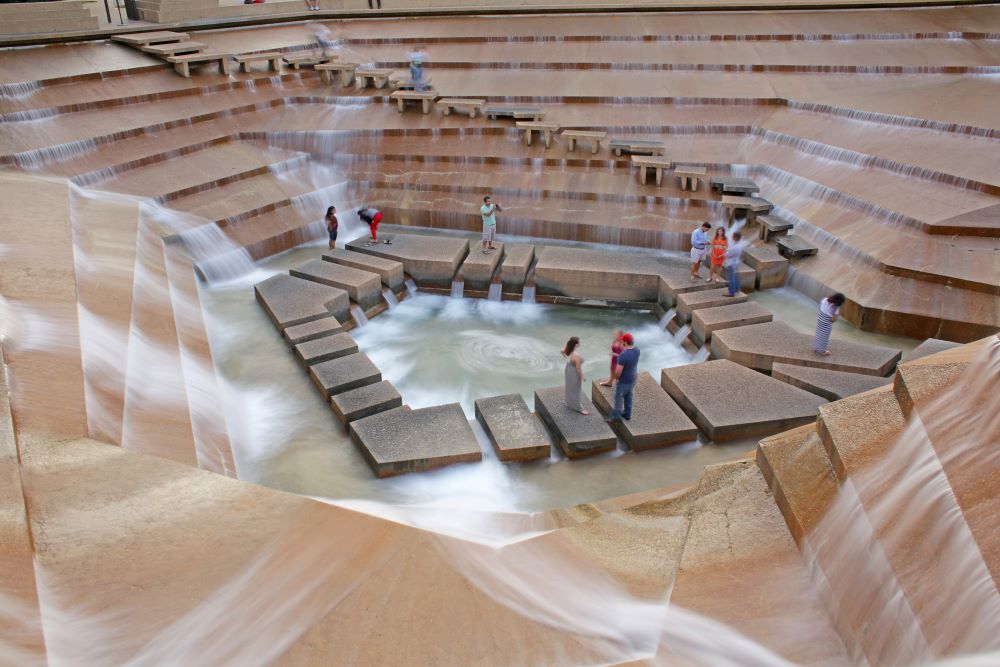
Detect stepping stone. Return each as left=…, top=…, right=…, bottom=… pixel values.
left=742, top=245, right=788, bottom=289
left=347, top=233, right=469, bottom=288
left=293, top=332, right=358, bottom=366
left=591, top=373, right=697, bottom=450
left=901, top=338, right=961, bottom=363
left=775, top=234, right=818, bottom=258
left=533, top=386, right=617, bottom=459
left=330, top=380, right=402, bottom=427
left=349, top=404, right=483, bottom=477
left=676, top=287, right=746, bottom=322
left=290, top=259, right=382, bottom=310
left=756, top=215, right=793, bottom=242
left=534, top=246, right=684, bottom=303
left=661, top=359, right=827, bottom=442
left=282, top=316, right=344, bottom=346
left=500, top=244, right=535, bottom=293
left=461, top=242, right=504, bottom=291
left=658, top=266, right=753, bottom=308
left=691, top=301, right=773, bottom=346
left=254, top=273, right=349, bottom=329
left=711, top=320, right=901, bottom=377
left=771, top=363, right=891, bottom=401
left=308, top=352, right=381, bottom=398
left=323, top=249, right=404, bottom=290
left=474, top=393, right=551, bottom=462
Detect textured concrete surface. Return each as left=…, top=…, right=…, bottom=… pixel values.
left=712, top=320, right=902, bottom=377
left=347, top=233, right=468, bottom=288
left=901, top=337, right=962, bottom=363
left=290, top=258, right=382, bottom=310
left=293, top=332, right=358, bottom=366
left=676, top=287, right=747, bottom=322
left=349, top=404, right=483, bottom=477
left=308, top=352, right=381, bottom=398
left=330, top=380, right=402, bottom=427
left=534, top=246, right=686, bottom=302
left=461, top=242, right=505, bottom=291
left=658, top=265, right=754, bottom=307
left=691, top=301, right=773, bottom=345
left=662, top=359, right=827, bottom=441
left=772, top=362, right=891, bottom=401
left=283, top=316, right=344, bottom=346
left=254, top=273, right=350, bottom=329
left=816, top=386, right=905, bottom=480
left=742, top=244, right=789, bottom=289
left=474, top=393, right=551, bottom=462
left=322, top=248, right=404, bottom=290
left=500, top=243, right=535, bottom=293
left=591, top=373, right=698, bottom=450
left=534, top=386, right=617, bottom=458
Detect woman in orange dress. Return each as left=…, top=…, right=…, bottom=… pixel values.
left=709, top=227, right=728, bottom=283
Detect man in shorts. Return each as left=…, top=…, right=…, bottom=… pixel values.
left=480, top=195, right=501, bottom=254
left=690, top=221, right=712, bottom=282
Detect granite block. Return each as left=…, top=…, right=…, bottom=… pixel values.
left=254, top=273, right=350, bottom=329
left=742, top=245, right=789, bottom=289
left=676, top=288, right=747, bottom=322
left=500, top=244, right=535, bottom=292
left=772, top=363, right=892, bottom=401
left=330, top=380, right=402, bottom=426
left=691, top=302, right=773, bottom=345
left=294, top=332, right=358, bottom=366
left=346, top=233, right=468, bottom=288
left=308, top=352, right=381, bottom=397
left=290, top=258, right=382, bottom=310
left=461, top=242, right=504, bottom=291
left=283, top=316, right=344, bottom=346
left=474, top=393, right=551, bottom=462
left=322, top=249, right=404, bottom=290
left=533, top=386, right=617, bottom=459
left=591, top=373, right=698, bottom=450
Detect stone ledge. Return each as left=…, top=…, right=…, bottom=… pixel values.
left=308, top=352, right=381, bottom=398
left=346, top=233, right=468, bottom=288
left=461, top=242, right=505, bottom=291
left=591, top=373, right=697, bottom=450
left=691, top=301, right=772, bottom=346
left=677, top=287, right=746, bottom=322
left=323, top=249, right=405, bottom=290
left=772, top=362, right=891, bottom=401
left=534, top=386, right=616, bottom=459
left=294, top=332, right=358, bottom=366
left=254, top=273, right=350, bottom=329
left=534, top=246, right=686, bottom=303
left=742, top=245, right=789, bottom=289
left=474, top=393, right=551, bottom=462
left=282, top=316, right=344, bottom=346
left=901, top=338, right=961, bottom=363
left=330, top=380, right=403, bottom=427
left=500, top=244, right=535, bottom=293
left=290, top=259, right=383, bottom=310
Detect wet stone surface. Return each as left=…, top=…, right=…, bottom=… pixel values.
left=771, top=362, right=892, bottom=401
left=533, top=386, right=617, bottom=459
left=591, top=373, right=698, bottom=450
left=474, top=393, right=552, bottom=462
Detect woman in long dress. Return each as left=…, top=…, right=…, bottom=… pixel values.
left=562, top=336, right=589, bottom=415
left=599, top=329, right=624, bottom=387
left=814, top=293, right=846, bottom=356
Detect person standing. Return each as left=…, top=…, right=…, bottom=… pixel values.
left=480, top=195, right=501, bottom=254
left=814, top=293, right=846, bottom=357
left=357, top=206, right=386, bottom=246
left=408, top=46, right=427, bottom=91
left=607, top=333, right=639, bottom=422
left=599, top=329, right=624, bottom=388
left=325, top=205, right=338, bottom=250
left=709, top=227, right=728, bottom=284
left=561, top=336, right=589, bottom=415
left=690, top=221, right=712, bottom=282
left=723, top=230, right=747, bottom=297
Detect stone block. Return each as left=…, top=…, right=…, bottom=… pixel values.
left=330, top=380, right=402, bottom=427
left=254, top=273, right=349, bottom=329
left=322, top=249, right=404, bottom=290
left=691, top=302, right=773, bottom=346
left=474, top=393, right=551, bottom=462
left=308, top=352, right=381, bottom=398
left=676, top=288, right=747, bottom=322
left=534, top=246, right=685, bottom=303
left=711, top=320, right=901, bottom=377
left=461, top=242, right=504, bottom=291
left=591, top=373, right=697, bottom=450
left=293, top=332, right=358, bottom=366
left=772, top=362, right=891, bottom=402
left=661, top=359, right=826, bottom=441
left=901, top=338, right=961, bottom=363
left=533, top=386, right=617, bottom=459
left=290, top=259, right=382, bottom=310
left=346, top=233, right=468, bottom=288
left=349, top=404, right=483, bottom=477
left=657, top=271, right=722, bottom=309
left=500, top=244, right=535, bottom=293
left=282, top=316, right=344, bottom=346
left=742, top=245, right=788, bottom=289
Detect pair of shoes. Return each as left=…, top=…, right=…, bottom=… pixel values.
left=725, top=293, right=735, bottom=297
left=383, top=239, right=392, bottom=245
left=622, top=415, right=631, bottom=421
left=364, top=241, right=375, bottom=246
left=705, top=277, right=712, bottom=283
left=816, top=350, right=832, bottom=357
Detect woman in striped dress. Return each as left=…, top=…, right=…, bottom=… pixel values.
left=814, top=293, right=846, bottom=356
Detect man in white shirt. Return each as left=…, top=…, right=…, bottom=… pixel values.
left=689, top=221, right=712, bottom=282
left=480, top=195, right=501, bottom=254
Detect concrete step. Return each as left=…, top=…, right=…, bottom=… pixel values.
left=474, top=393, right=551, bottom=462
left=290, top=259, right=383, bottom=311
left=329, top=380, right=402, bottom=429
left=459, top=242, right=505, bottom=292
left=676, top=287, right=747, bottom=322
left=590, top=373, right=697, bottom=450
left=690, top=300, right=772, bottom=346
left=533, top=386, right=617, bottom=459
left=772, top=362, right=891, bottom=401
left=346, top=233, right=469, bottom=289
left=254, top=273, right=349, bottom=330
left=323, top=249, right=404, bottom=291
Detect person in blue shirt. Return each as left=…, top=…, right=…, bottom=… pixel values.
left=689, top=221, right=712, bottom=282
left=607, top=333, right=639, bottom=422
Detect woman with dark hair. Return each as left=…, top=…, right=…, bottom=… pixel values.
left=325, top=205, right=338, bottom=250
left=709, top=227, right=728, bottom=284
left=561, top=336, right=588, bottom=415
left=814, top=292, right=846, bottom=356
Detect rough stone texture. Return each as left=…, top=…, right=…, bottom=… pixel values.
left=691, top=301, right=773, bottom=345
left=349, top=404, right=483, bottom=477
left=293, top=332, right=358, bottom=366
left=772, top=362, right=891, bottom=401
left=461, top=242, right=505, bottom=291
left=591, top=373, right=698, bottom=450
left=661, top=359, right=827, bottom=441
left=712, top=320, right=901, bottom=377
left=347, top=233, right=468, bottom=288
left=474, top=393, right=551, bottom=462
left=534, top=246, right=687, bottom=303
left=282, top=316, right=344, bottom=346
left=290, top=259, right=382, bottom=310
left=533, top=386, right=617, bottom=459
left=308, top=352, right=381, bottom=398
left=742, top=244, right=789, bottom=289
left=330, top=380, right=402, bottom=427
left=322, top=249, right=405, bottom=290
left=816, top=385, right=905, bottom=481
left=658, top=265, right=754, bottom=308
left=500, top=244, right=535, bottom=293
left=676, top=287, right=747, bottom=322
left=254, top=273, right=350, bottom=329
left=893, top=362, right=967, bottom=420
left=901, top=337, right=962, bottom=363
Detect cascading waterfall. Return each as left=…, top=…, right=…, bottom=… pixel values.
left=521, top=285, right=536, bottom=304
left=382, top=288, right=399, bottom=308
left=672, top=324, right=691, bottom=344
left=488, top=282, right=502, bottom=301
left=451, top=279, right=465, bottom=299
left=659, top=308, right=676, bottom=329
left=350, top=305, right=369, bottom=327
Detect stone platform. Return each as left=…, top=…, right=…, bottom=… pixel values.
left=676, top=287, right=747, bottom=322
left=330, top=380, right=403, bottom=428
left=283, top=316, right=344, bottom=346
left=500, top=244, right=535, bottom=293
left=658, top=266, right=754, bottom=308
left=308, top=352, right=381, bottom=397
left=534, top=246, right=686, bottom=303
left=347, top=233, right=468, bottom=288
left=742, top=245, right=789, bottom=290
left=254, top=273, right=350, bottom=329
left=290, top=259, right=382, bottom=310
left=461, top=242, right=505, bottom=291
left=772, top=362, right=892, bottom=401
left=591, top=373, right=698, bottom=450
left=901, top=337, right=962, bottom=362
left=293, top=332, right=358, bottom=366
left=349, top=403, right=483, bottom=477
left=661, top=359, right=827, bottom=441
left=691, top=301, right=773, bottom=345
left=712, top=320, right=902, bottom=377
left=474, top=393, right=551, bottom=462
left=533, top=386, right=617, bottom=459
left=322, top=249, right=405, bottom=291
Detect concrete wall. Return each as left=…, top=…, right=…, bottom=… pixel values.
left=0, top=1, right=99, bottom=35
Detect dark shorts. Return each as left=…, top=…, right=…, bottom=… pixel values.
left=328, top=229, right=338, bottom=241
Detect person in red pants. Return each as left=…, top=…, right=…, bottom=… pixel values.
left=358, top=207, right=389, bottom=245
